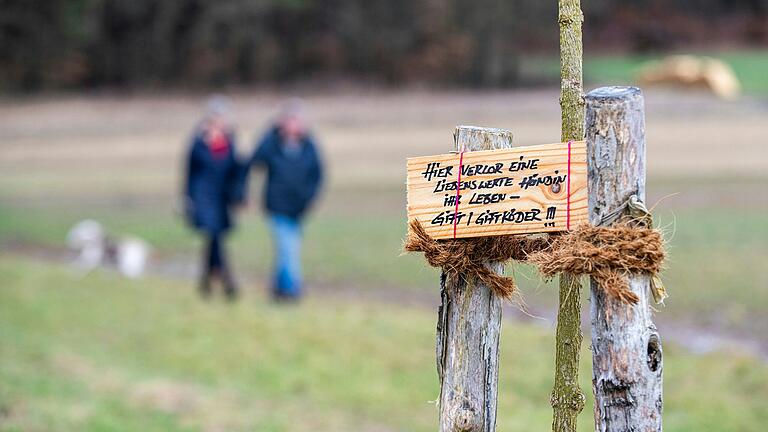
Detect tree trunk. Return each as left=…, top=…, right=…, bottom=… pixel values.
left=436, top=126, right=513, bottom=432
left=585, top=86, right=663, bottom=431
left=552, top=0, right=586, bottom=430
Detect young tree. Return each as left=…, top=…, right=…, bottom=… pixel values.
left=550, top=0, right=585, bottom=431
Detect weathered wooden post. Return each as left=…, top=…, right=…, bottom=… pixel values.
left=435, top=126, right=513, bottom=431
left=586, top=86, right=663, bottom=431
left=407, top=130, right=589, bottom=431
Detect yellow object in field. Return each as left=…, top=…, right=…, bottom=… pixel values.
left=651, top=274, right=668, bottom=305
left=636, top=55, right=741, bottom=100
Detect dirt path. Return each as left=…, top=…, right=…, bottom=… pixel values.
left=6, top=242, right=767, bottom=361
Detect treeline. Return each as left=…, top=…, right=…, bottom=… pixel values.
left=1, top=0, right=766, bottom=91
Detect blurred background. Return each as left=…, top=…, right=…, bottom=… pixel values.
left=1, top=1, right=767, bottom=431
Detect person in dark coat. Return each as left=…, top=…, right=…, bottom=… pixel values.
left=250, top=100, right=323, bottom=301
left=184, top=97, right=246, bottom=299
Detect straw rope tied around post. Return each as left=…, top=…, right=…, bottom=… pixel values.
left=404, top=208, right=665, bottom=304
left=404, top=119, right=667, bottom=430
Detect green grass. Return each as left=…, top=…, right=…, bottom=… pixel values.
left=2, top=184, right=767, bottom=336
left=0, top=203, right=431, bottom=289
left=1, top=257, right=768, bottom=431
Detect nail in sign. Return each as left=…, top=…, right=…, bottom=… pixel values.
left=406, top=141, right=588, bottom=240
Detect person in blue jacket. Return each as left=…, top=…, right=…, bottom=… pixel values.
left=184, top=97, right=246, bottom=300
left=251, top=100, right=323, bottom=301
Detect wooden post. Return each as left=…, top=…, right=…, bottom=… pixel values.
left=586, top=86, right=663, bottom=431
left=551, top=0, right=586, bottom=431
left=436, top=126, right=513, bottom=432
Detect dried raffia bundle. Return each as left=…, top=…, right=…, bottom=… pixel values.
left=526, top=223, right=665, bottom=304
left=404, top=218, right=666, bottom=304
left=403, top=219, right=551, bottom=299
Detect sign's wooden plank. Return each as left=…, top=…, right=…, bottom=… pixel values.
left=406, top=141, right=588, bottom=240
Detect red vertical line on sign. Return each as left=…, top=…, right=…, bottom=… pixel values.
left=566, top=140, right=573, bottom=230
left=453, top=150, right=465, bottom=239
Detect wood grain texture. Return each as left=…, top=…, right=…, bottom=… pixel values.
left=436, top=126, right=511, bottom=432
left=407, top=141, right=588, bottom=240
left=586, top=86, right=663, bottom=432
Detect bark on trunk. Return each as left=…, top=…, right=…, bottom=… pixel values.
left=436, top=126, right=513, bottom=432
left=551, top=274, right=586, bottom=432
left=585, top=86, right=663, bottom=432
left=552, top=0, right=586, bottom=430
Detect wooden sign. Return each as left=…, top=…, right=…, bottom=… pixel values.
left=407, top=141, right=588, bottom=240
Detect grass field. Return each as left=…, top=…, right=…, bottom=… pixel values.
left=1, top=188, right=767, bottom=337
left=2, top=257, right=768, bottom=432
left=1, top=89, right=767, bottom=430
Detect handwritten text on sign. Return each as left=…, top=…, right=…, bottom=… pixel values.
left=406, top=141, right=588, bottom=240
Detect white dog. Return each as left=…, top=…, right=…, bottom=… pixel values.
left=66, top=219, right=151, bottom=279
